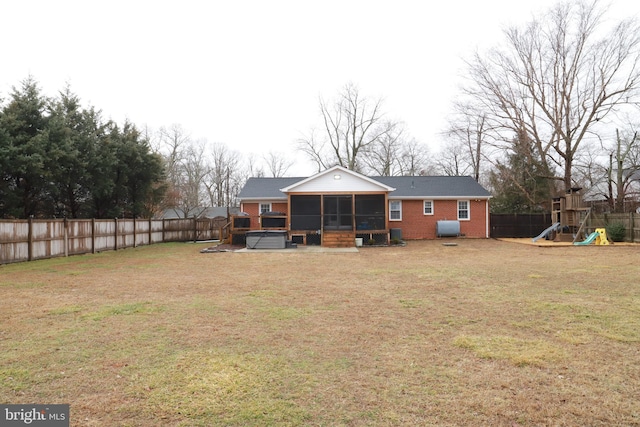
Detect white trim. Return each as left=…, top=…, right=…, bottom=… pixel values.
left=457, top=200, right=470, bottom=221
left=388, top=195, right=491, bottom=200
left=485, top=200, right=490, bottom=238
left=259, top=202, right=273, bottom=214
left=240, top=197, right=287, bottom=202
left=279, top=165, right=396, bottom=193
left=423, top=200, right=434, bottom=215
left=389, top=200, right=402, bottom=221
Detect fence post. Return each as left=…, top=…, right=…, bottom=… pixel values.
left=91, top=219, right=96, bottom=254
left=193, top=217, right=197, bottom=243
left=64, top=218, right=69, bottom=257
left=162, top=218, right=166, bottom=243
left=133, top=218, right=137, bottom=248
left=148, top=218, right=152, bottom=246
left=27, top=217, right=33, bottom=262
left=114, top=218, right=118, bottom=251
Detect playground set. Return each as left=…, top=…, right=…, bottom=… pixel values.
left=532, top=188, right=610, bottom=245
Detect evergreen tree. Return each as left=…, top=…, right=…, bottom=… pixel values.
left=0, top=77, right=50, bottom=217
left=0, top=77, right=166, bottom=218
left=45, top=86, right=100, bottom=217
left=489, top=131, right=553, bottom=213
left=89, top=121, right=164, bottom=218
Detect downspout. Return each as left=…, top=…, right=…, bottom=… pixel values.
left=287, top=194, right=291, bottom=234
left=485, top=200, right=490, bottom=238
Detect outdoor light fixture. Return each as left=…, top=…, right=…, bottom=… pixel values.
left=334, top=174, right=341, bottom=180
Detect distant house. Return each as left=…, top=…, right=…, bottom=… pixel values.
left=160, top=206, right=240, bottom=219
left=583, top=169, right=640, bottom=213
left=235, top=166, right=491, bottom=247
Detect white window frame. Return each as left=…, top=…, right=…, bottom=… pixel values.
left=458, top=200, right=470, bottom=221
left=259, top=202, right=272, bottom=214
left=423, top=200, right=433, bottom=215
left=389, top=200, right=402, bottom=221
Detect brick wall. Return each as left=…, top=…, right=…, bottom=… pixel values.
left=390, top=199, right=488, bottom=239
left=272, top=202, right=288, bottom=213
left=241, top=202, right=287, bottom=215
left=240, top=202, right=288, bottom=229
left=461, top=200, right=489, bottom=238
left=243, top=199, right=489, bottom=239
left=239, top=203, right=258, bottom=229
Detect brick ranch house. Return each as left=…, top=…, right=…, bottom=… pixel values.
left=233, top=165, right=491, bottom=247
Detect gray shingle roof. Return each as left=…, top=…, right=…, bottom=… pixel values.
left=374, top=176, right=491, bottom=198
left=238, top=175, right=491, bottom=200
left=238, top=177, right=303, bottom=199
left=160, top=206, right=241, bottom=218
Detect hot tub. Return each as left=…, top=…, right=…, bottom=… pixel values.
left=246, top=230, right=288, bottom=249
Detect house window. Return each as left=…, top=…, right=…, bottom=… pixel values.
left=458, top=200, right=470, bottom=220
left=260, top=203, right=272, bottom=214
left=389, top=200, right=402, bottom=221
left=423, top=200, right=433, bottom=215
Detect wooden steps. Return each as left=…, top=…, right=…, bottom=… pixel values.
left=322, top=232, right=356, bottom=248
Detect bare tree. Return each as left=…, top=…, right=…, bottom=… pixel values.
left=465, top=0, right=640, bottom=193
left=398, top=138, right=435, bottom=176
left=361, top=121, right=404, bottom=176
left=435, top=139, right=476, bottom=177
left=157, top=124, right=190, bottom=188
left=151, top=124, right=193, bottom=216
left=444, top=102, right=491, bottom=182
left=203, top=142, right=243, bottom=207
left=263, top=151, right=293, bottom=177
left=607, top=128, right=640, bottom=211
left=246, top=153, right=266, bottom=178
left=297, top=129, right=331, bottom=173
left=362, top=122, right=433, bottom=176
left=151, top=124, right=250, bottom=212
left=178, top=140, right=210, bottom=216
left=298, top=83, right=389, bottom=172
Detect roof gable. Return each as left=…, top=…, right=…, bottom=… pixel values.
left=280, top=166, right=395, bottom=193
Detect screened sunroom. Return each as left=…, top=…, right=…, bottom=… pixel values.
left=288, top=193, right=388, bottom=245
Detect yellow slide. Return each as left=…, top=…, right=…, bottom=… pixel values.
left=594, top=228, right=610, bottom=245
left=574, top=228, right=610, bottom=245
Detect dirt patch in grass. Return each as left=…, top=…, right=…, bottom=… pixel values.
left=1, top=240, right=639, bottom=426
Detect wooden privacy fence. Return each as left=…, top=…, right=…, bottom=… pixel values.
left=490, top=212, right=640, bottom=242
left=490, top=213, right=552, bottom=238
left=584, top=212, right=640, bottom=243
left=0, top=217, right=227, bottom=265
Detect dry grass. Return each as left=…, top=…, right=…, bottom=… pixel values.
left=1, top=239, right=639, bottom=426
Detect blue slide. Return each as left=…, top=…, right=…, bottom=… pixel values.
left=532, top=222, right=561, bottom=242
left=573, top=231, right=599, bottom=245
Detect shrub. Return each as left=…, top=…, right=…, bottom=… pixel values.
left=606, top=222, right=626, bottom=242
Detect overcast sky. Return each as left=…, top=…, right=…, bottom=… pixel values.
left=2, top=0, right=638, bottom=175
